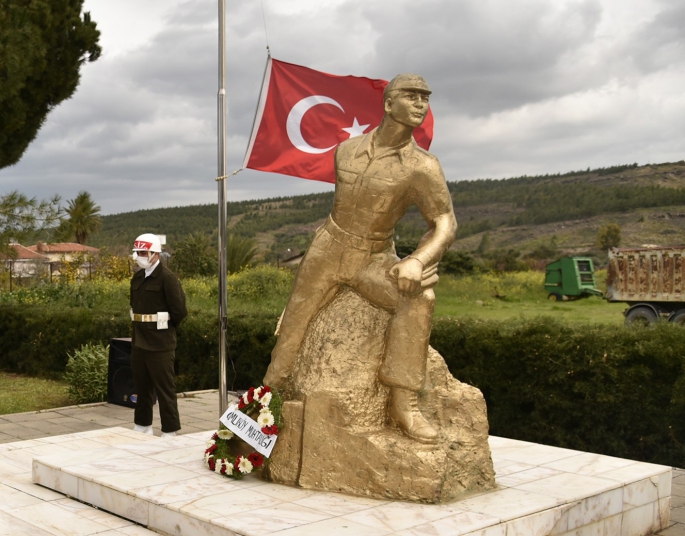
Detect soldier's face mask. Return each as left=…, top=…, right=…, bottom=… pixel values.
left=133, top=251, right=155, bottom=270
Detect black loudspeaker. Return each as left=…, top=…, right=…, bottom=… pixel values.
left=108, top=338, right=136, bottom=408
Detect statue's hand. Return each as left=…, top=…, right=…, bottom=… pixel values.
left=421, top=263, right=439, bottom=289
left=390, top=257, right=424, bottom=295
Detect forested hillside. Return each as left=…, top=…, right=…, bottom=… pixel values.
left=91, top=193, right=334, bottom=259
left=91, top=161, right=685, bottom=263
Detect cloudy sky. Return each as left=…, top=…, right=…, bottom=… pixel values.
left=1, top=0, right=684, bottom=214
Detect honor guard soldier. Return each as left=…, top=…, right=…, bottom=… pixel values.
left=130, top=233, right=187, bottom=437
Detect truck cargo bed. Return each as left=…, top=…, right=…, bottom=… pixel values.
left=607, top=246, right=685, bottom=302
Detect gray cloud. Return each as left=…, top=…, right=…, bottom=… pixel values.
left=1, top=0, right=683, bottom=215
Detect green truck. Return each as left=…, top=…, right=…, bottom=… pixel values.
left=544, top=257, right=603, bottom=301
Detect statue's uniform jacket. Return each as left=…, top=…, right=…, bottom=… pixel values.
left=130, top=263, right=187, bottom=433
left=270, top=128, right=456, bottom=391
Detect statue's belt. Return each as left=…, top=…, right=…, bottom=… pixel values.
left=324, top=217, right=393, bottom=253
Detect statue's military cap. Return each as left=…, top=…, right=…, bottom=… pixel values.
left=383, top=74, right=431, bottom=99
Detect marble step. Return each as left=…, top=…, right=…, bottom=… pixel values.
left=30, top=427, right=671, bottom=536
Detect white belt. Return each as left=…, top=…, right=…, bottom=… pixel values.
left=130, top=310, right=169, bottom=329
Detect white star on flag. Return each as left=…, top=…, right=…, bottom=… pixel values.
left=342, top=118, right=370, bottom=138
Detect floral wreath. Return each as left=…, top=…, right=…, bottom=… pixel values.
left=204, top=385, right=282, bottom=478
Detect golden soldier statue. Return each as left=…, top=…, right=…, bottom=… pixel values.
left=264, top=74, right=457, bottom=444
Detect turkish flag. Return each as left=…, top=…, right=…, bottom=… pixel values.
left=242, top=57, right=434, bottom=183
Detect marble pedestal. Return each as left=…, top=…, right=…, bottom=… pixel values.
left=30, top=427, right=671, bottom=536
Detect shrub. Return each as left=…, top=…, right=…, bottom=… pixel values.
left=226, top=265, right=293, bottom=300
left=431, top=317, right=685, bottom=467
left=0, top=305, right=130, bottom=377
left=173, top=309, right=278, bottom=392
left=170, top=232, right=217, bottom=277
left=63, top=342, right=109, bottom=403
left=0, top=279, right=128, bottom=309
left=0, top=304, right=277, bottom=391
left=439, top=250, right=480, bottom=276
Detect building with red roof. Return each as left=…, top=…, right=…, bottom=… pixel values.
left=4, top=243, right=50, bottom=279
left=27, top=242, right=99, bottom=263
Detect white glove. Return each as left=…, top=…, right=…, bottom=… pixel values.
left=157, top=312, right=169, bottom=330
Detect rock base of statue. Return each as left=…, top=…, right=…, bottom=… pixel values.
left=265, top=288, right=496, bottom=503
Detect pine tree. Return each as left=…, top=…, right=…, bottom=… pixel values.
left=0, top=191, right=62, bottom=256
left=0, top=0, right=101, bottom=168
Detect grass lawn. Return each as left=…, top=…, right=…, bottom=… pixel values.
left=0, top=373, right=74, bottom=415
left=433, top=270, right=627, bottom=325
left=434, top=295, right=626, bottom=325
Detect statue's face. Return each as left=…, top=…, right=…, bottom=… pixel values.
left=385, top=90, right=430, bottom=128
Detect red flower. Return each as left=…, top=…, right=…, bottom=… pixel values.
left=247, top=452, right=264, bottom=468
left=208, top=458, right=215, bottom=471
left=258, top=385, right=272, bottom=398
left=246, top=387, right=255, bottom=403
left=233, top=455, right=243, bottom=471
left=238, top=398, right=246, bottom=410
left=262, top=424, right=279, bottom=435
left=206, top=444, right=217, bottom=454
left=220, top=463, right=227, bottom=475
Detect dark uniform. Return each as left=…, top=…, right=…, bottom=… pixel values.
left=130, top=262, right=187, bottom=433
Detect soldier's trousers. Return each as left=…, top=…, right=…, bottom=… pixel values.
left=130, top=346, right=180, bottom=433
left=266, top=221, right=435, bottom=392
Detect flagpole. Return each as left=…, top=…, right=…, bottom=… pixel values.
left=217, top=0, right=229, bottom=416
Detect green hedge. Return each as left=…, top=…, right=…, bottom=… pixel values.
left=2, top=305, right=685, bottom=466
left=431, top=317, right=685, bottom=467
left=173, top=310, right=277, bottom=392
left=0, top=305, right=278, bottom=392
left=0, top=306, right=130, bottom=376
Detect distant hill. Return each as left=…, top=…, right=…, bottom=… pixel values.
left=89, top=161, right=685, bottom=264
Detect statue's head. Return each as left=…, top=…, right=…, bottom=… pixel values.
left=383, top=74, right=431, bottom=129
left=383, top=74, right=432, bottom=100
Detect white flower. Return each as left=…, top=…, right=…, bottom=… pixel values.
left=224, top=461, right=233, bottom=475
left=214, top=459, right=223, bottom=474
left=217, top=429, right=234, bottom=440
left=238, top=456, right=253, bottom=474
left=259, top=391, right=272, bottom=407
left=206, top=439, right=216, bottom=448
left=242, top=391, right=250, bottom=404
left=257, top=410, right=274, bottom=427
left=204, top=453, right=211, bottom=465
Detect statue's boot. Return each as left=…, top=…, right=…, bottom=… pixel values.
left=389, top=387, right=438, bottom=444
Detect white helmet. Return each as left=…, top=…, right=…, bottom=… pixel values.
left=132, top=233, right=162, bottom=253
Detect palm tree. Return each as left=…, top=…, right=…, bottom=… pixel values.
left=227, top=234, right=259, bottom=274
left=58, top=191, right=102, bottom=244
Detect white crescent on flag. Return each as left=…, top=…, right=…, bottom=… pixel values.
left=286, top=95, right=343, bottom=154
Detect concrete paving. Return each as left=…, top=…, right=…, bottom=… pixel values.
left=0, top=390, right=220, bottom=444
left=0, top=390, right=683, bottom=535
